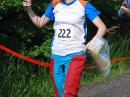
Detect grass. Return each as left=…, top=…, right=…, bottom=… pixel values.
left=0, top=31, right=130, bottom=97
left=0, top=55, right=53, bottom=97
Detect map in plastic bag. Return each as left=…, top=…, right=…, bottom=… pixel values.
left=87, top=36, right=111, bottom=76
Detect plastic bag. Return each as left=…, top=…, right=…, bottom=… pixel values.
left=86, top=35, right=111, bottom=76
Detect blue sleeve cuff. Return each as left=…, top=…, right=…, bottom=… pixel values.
left=85, top=2, right=101, bottom=21
left=44, top=2, right=55, bottom=21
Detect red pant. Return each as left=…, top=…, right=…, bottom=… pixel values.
left=50, top=54, right=86, bottom=97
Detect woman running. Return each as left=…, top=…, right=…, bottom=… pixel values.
left=23, top=0, right=107, bottom=97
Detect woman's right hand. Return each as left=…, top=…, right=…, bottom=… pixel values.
left=23, top=0, right=32, bottom=7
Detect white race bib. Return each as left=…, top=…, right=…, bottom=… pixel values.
left=54, top=24, right=74, bottom=41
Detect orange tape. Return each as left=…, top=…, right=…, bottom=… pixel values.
left=111, top=56, right=130, bottom=62
left=0, top=44, right=130, bottom=69
left=0, top=45, right=49, bottom=67
left=86, top=66, right=96, bottom=69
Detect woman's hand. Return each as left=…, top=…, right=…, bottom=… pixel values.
left=23, top=0, right=32, bottom=7
left=85, top=35, right=106, bottom=55
left=85, top=41, right=94, bottom=52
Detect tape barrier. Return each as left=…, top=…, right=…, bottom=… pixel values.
left=86, top=56, right=130, bottom=69
left=0, top=45, right=49, bottom=67
left=111, top=56, right=130, bottom=62
left=0, top=44, right=130, bottom=69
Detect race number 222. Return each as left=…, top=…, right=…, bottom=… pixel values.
left=58, top=29, right=71, bottom=38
